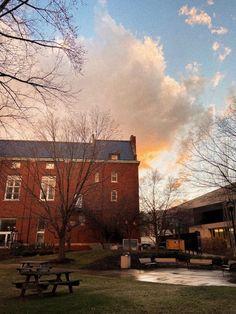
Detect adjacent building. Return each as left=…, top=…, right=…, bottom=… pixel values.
left=178, top=187, right=236, bottom=251
left=0, top=136, right=139, bottom=249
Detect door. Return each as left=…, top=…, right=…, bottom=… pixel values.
left=0, top=232, right=11, bottom=247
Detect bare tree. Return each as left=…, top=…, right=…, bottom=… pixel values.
left=0, top=1, right=84, bottom=130
left=1, top=110, right=118, bottom=261
left=185, top=101, right=236, bottom=251
left=140, top=169, right=180, bottom=249
left=85, top=210, right=123, bottom=248
left=84, top=186, right=139, bottom=249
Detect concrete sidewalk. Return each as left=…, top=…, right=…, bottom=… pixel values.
left=118, top=268, right=236, bottom=287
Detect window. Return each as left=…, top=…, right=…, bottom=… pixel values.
left=36, top=232, right=45, bottom=245
left=46, top=162, right=54, bottom=169
left=75, top=194, right=83, bottom=208
left=37, top=218, right=46, bottom=231
left=11, top=161, right=21, bottom=169
left=111, top=190, right=118, bottom=202
left=109, top=153, right=120, bottom=160
left=95, top=172, right=99, bottom=183
left=40, top=176, right=56, bottom=201
left=78, top=214, right=86, bottom=226
left=5, top=176, right=21, bottom=200
left=210, top=227, right=228, bottom=239
left=111, top=172, right=118, bottom=183
left=0, top=218, right=16, bottom=231
left=36, top=218, right=46, bottom=245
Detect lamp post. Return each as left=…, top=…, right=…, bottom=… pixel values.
left=226, top=200, right=236, bottom=246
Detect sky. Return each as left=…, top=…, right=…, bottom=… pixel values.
left=55, top=1, right=236, bottom=179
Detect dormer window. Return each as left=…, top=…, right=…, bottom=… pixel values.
left=11, top=161, right=21, bottom=169
left=109, top=153, right=120, bottom=160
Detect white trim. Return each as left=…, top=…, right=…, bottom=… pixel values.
left=0, top=157, right=140, bottom=164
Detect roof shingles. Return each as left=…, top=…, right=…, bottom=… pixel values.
left=0, top=139, right=136, bottom=161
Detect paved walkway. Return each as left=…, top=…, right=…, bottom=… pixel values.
left=117, top=268, right=236, bottom=287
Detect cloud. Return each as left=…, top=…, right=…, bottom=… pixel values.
left=179, top=5, right=227, bottom=36
left=211, top=26, right=228, bottom=35
left=207, top=0, right=214, bottom=5
left=219, top=47, right=231, bottom=61
left=185, top=62, right=201, bottom=74
left=212, top=41, right=220, bottom=51
left=211, top=72, right=224, bottom=88
left=69, top=12, right=209, bottom=167
left=98, top=0, right=107, bottom=7
left=179, top=5, right=212, bottom=27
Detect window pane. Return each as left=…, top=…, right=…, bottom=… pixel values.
left=13, top=188, right=19, bottom=199
left=95, top=173, right=99, bottom=183
left=0, top=219, right=16, bottom=231
left=5, top=176, right=21, bottom=200
left=46, top=163, right=54, bottom=169
left=47, top=186, right=55, bottom=200
left=15, top=180, right=21, bottom=187
left=111, top=172, right=118, bottom=182
left=38, top=218, right=46, bottom=231
left=40, top=176, right=56, bottom=200
left=76, top=194, right=83, bottom=208
left=111, top=190, right=117, bottom=202
left=36, top=232, right=44, bottom=244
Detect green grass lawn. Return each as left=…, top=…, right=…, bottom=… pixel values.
left=1, top=251, right=236, bottom=313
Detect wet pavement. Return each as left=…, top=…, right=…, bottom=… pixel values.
left=117, top=268, right=236, bottom=287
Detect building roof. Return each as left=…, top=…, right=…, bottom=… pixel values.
left=0, top=138, right=137, bottom=161
left=180, top=186, right=236, bottom=210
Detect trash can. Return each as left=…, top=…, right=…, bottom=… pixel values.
left=120, top=253, right=131, bottom=269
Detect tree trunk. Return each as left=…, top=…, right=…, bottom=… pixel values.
left=58, top=235, right=66, bottom=262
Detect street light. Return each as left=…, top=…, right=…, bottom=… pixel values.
left=226, top=200, right=236, bottom=245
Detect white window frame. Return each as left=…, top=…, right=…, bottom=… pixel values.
left=40, top=176, right=56, bottom=201
left=95, top=172, right=100, bottom=183
left=111, top=190, right=118, bottom=202
left=4, top=176, right=21, bottom=201
left=111, top=172, right=118, bottom=183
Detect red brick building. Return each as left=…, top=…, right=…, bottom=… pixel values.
left=0, top=136, right=139, bottom=249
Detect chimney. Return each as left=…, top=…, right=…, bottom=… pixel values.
left=130, top=135, right=137, bottom=160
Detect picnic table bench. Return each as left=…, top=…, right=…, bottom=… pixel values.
left=139, top=258, right=157, bottom=268
left=13, top=261, right=80, bottom=297
left=222, top=261, right=236, bottom=275
left=187, top=259, right=213, bottom=269
left=154, top=257, right=178, bottom=267
left=139, top=257, right=178, bottom=268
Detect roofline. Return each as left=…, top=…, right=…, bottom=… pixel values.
left=0, top=138, right=133, bottom=145
left=0, top=156, right=140, bottom=164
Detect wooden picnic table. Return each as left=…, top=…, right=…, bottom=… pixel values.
left=14, top=262, right=80, bottom=297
